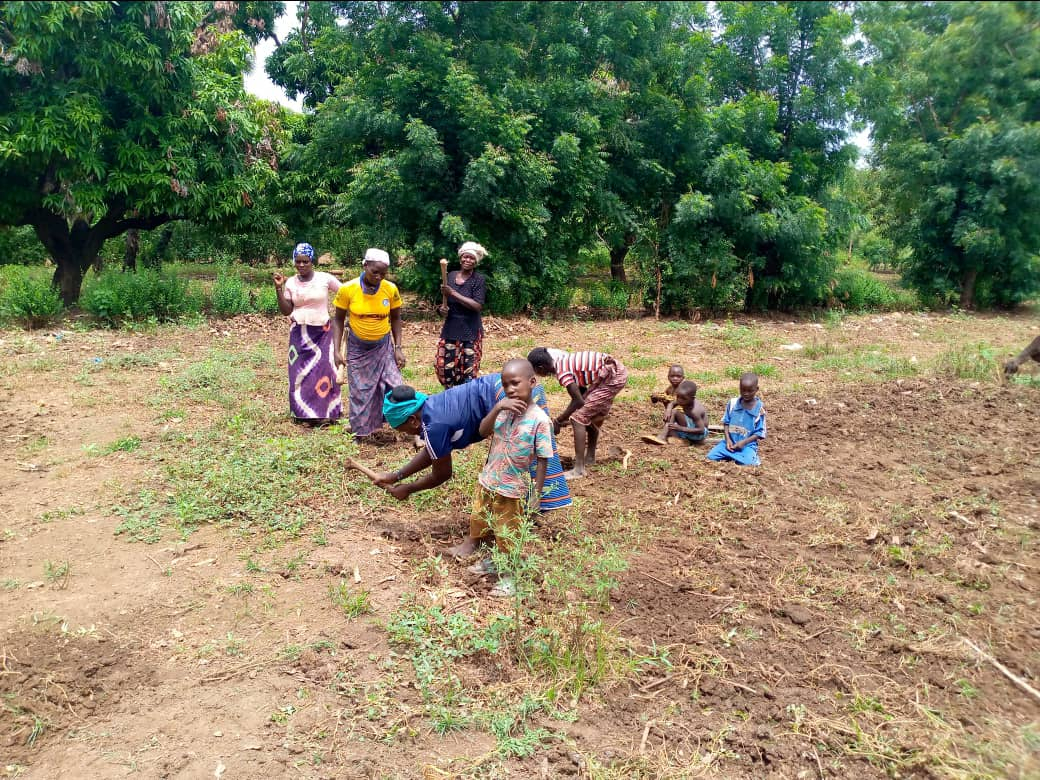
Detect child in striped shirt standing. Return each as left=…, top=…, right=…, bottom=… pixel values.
left=527, top=347, right=629, bottom=479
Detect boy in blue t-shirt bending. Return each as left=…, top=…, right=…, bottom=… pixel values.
left=707, top=373, right=766, bottom=466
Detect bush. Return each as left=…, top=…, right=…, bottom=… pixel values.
left=255, top=285, right=281, bottom=314
left=0, top=227, right=47, bottom=265
left=832, top=267, right=919, bottom=312
left=80, top=269, right=197, bottom=325
left=210, top=265, right=251, bottom=316
left=0, top=266, right=63, bottom=327
left=586, top=282, right=629, bottom=318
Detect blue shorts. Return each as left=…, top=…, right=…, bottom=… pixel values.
left=675, top=412, right=709, bottom=443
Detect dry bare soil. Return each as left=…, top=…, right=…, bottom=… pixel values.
left=1, top=309, right=1038, bottom=779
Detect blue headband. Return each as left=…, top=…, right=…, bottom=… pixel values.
left=293, top=242, right=315, bottom=259
left=383, top=390, right=428, bottom=428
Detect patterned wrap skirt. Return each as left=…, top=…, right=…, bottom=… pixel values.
left=571, top=357, right=628, bottom=427
left=347, top=331, right=403, bottom=436
left=288, top=321, right=342, bottom=421
left=435, top=333, right=483, bottom=388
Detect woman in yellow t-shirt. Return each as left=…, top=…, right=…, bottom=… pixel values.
left=331, top=248, right=406, bottom=438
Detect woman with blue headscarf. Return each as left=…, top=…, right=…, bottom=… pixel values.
left=375, top=374, right=572, bottom=513
left=273, top=242, right=343, bottom=423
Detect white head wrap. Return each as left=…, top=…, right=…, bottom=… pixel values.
left=457, top=241, right=487, bottom=261
left=363, top=247, right=390, bottom=266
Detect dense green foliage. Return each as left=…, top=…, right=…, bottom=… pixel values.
left=861, top=2, right=1040, bottom=309
left=80, top=268, right=198, bottom=325
left=269, top=1, right=862, bottom=313
left=0, top=265, right=63, bottom=327
left=0, top=1, right=284, bottom=304
left=0, top=1, right=1036, bottom=316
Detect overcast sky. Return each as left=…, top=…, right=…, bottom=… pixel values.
left=241, top=1, right=870, bottom=160
left=243, top=1, right=303, bottom=112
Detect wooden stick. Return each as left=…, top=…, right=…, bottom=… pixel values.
left=439, top=257, right=449, bottom=310
left=346, top=456, right=384, bottom=485
left=961, top=636, right=1040, bottom=704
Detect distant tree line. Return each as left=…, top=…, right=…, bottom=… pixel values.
left=0, top=1, right=1036, bottom=311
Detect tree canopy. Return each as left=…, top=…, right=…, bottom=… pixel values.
left=861, top=1, right=1040, bottom=308
left=0, top=1, right=284, bottom=303
left=270, top=1, right=863, bottom=313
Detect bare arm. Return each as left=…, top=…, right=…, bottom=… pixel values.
left=331, top=307, right=347, bottom=367
left=555, top=383, right=585, bottom=425
left=273, top=274, right=294, bottom=316
left=390, top=307, right=405, bottom=368
left=671, top=405, right=707, bottom=435
left=533, top=457, right=547, bottom=505
left=384, top=451, right=454, bottom=500
left=442, top=286, right=483, bottom=312
left=730, top=433, right=762, bottom=450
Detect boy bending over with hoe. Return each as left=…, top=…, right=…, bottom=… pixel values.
left=527, top=347, right=629, bottom=480
left=446, top=358, right=551, bottom=597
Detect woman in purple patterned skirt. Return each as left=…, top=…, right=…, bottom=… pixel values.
left=273, top=243, right=343, bottom=425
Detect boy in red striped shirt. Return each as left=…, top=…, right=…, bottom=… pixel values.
left=527, top=348, right=629, bottom=479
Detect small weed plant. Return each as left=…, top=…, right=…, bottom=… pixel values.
left=330, top=581, right=372, bottom=618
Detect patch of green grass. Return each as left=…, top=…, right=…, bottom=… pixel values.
left=659, top=320, right=691, bottom=331
left=932, top=342, right=1000, bottom=382
left=158, top=345, right=271, bottom=408
left=113, top=492, right=164, bottom=544
left=1009, top=373, right=1040, bottom=388
left=330, top=581, right=371, bottom=618
left=814, top=347, right=918, bottom=380
left=627, top=354, right=664, bottom=370
left=724, top=363, right=779, bottom=380
left=104, top=435, right=142, bottom=454
left=105, top=349, right=179, bottom=370
left=709, top=323, right=762, bottom=350
left=39, top=506, right=84, bottom=523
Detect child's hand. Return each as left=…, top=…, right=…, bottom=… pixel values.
left=498, top=398, right=528, bottom=416
left=386, top=484, right=410, bottom=501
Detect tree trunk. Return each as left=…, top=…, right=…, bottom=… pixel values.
left=959, top=268, right=977, bottom=309
left=124, top=229, right=140, bottom=272
left=33, top=217, right=102, bottom=307
left=609, top=244, right=629, bottom=284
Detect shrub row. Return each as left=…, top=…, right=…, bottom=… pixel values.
left=0, top=266, right=281, bottom=328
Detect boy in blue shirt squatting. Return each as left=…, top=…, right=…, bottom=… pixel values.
left=706, top=373, right=766, bottom=466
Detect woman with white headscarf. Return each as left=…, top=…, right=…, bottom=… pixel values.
left=435, top=241, right=488, bottom=387
left=273, top=242, right=343, bottom=424
left=331, top=248, right=406, bottom=438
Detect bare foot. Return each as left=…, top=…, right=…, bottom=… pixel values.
left=446, top=539, right=479, bottom=559
left=563, top=468, right=586, bottom=480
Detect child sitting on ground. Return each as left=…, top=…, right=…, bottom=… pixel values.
left=706, top=372, right=766, bottom=466
left=650, top=364, right=685, bottom=407
left=446, top=358, right=551, bottom=597
left=642, top=380, right=709, bottom=446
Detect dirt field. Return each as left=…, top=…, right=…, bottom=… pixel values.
left=1, top=308, right=1038, bottom=779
